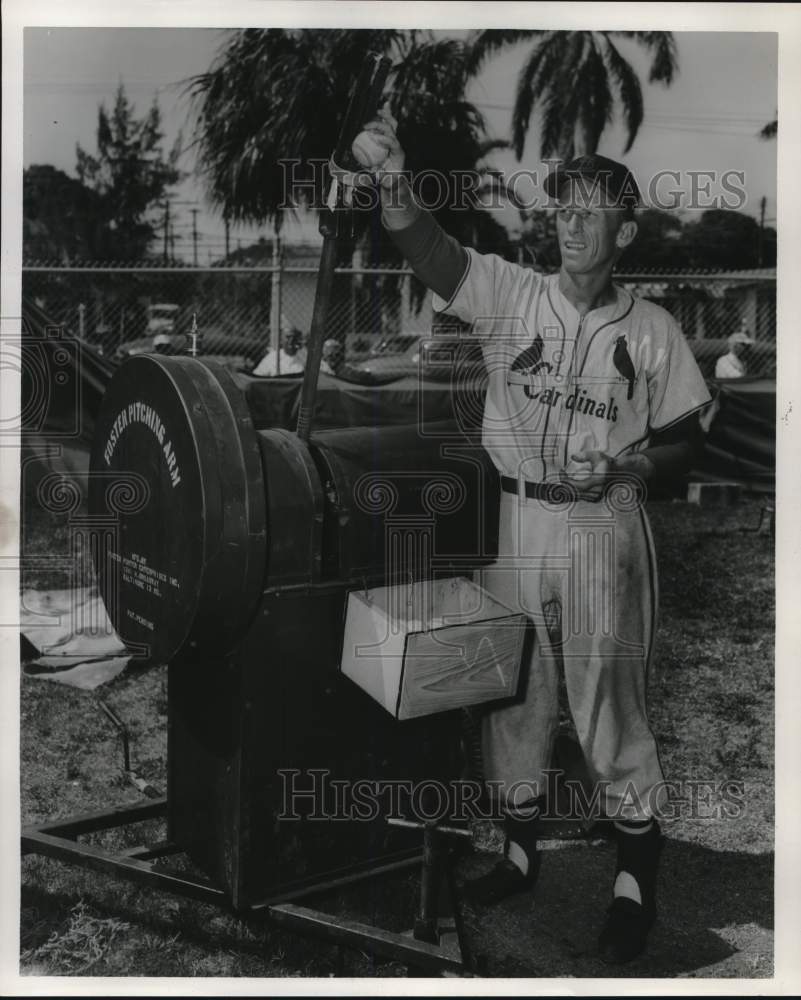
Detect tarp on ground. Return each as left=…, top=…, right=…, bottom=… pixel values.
left=21, top=586, right=130, bottom=689
left=21, top=298, right=114, bottom=489
left=699, top=378, right=775, bottom=491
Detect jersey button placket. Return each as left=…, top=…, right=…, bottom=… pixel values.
left=556, top=315, right=585, bottom=475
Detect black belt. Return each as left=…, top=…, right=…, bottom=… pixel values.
left=499, top=475, right=602, bottom=504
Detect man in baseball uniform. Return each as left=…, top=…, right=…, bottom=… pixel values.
left=356, top=110, right=710, bottom=964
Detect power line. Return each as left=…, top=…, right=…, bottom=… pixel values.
left=648, top=112, right=769, bottom=123
left=642, top=123, right=767, bottom=136
left=472, top=100, right=772, bottom=124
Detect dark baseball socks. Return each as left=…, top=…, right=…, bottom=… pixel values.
left=463, top=798, right=543, bottom=905
left=598, top=817, right=664, bottom=964
left=463, top=805, right=663, bottom=964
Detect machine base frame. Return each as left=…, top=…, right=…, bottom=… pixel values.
left=21, top=797, right=474, bottom=977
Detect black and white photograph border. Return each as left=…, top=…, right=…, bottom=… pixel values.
left=1, top=0, right=800, bottom=994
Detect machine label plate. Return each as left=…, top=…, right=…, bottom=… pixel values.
left=103, top=401, right=182, bottom=487
left=109, top=550, right=181, bottom=600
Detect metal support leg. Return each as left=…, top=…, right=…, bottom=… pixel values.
left=414, top=821, right=441, bottom=944
left=22, top=802, right=477, bottom=976
left=387, top=816, right=474, bottom=973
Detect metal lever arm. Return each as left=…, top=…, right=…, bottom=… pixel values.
left=296, top=52, right=391, bottom=442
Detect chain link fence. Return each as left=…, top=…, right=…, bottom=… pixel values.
left=22, top=256, right=776, bottom=380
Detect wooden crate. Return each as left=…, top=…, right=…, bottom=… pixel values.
left=686, top=480, right=742, bottom=506
left=340, top=577, right=527, bottom=720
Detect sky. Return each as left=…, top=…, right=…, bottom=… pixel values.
left=22, top=27, right=777, bottom=261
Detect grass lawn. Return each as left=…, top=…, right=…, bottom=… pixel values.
left=19, top=495, right=774, bottom=979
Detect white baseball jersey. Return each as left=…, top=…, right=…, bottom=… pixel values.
left=714, top=352, right=746, bottom=379
left=431, top=248, right=711, bottom=815
left=433, top=249, right=711, bottom=482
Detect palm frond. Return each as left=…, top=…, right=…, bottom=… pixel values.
left=613, top=31, right=678, bottom=85
left=570, top=34, right=612, bottom=154
left=537, top=32, right=588, bottom=159
left=601, top=35, right=644, bottom=152
left=465, top=29, right=543, bottom=76
left=390, top=38, right=472, bottom=107
left=512, top=32, right=567, bottom=159
left=540, top=86, right=570, bottom=161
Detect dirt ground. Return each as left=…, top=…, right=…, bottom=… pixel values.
left=19, top=496, right=774, bottom=979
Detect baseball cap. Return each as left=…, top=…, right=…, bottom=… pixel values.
left=545, top=153, right=641, bottom=211
left=728, top=331, right=754, bottom=346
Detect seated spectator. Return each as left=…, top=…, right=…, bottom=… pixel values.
left=153, top=333, right=173, bottom=355
left=320, top=338, right=345, bottom=376
left=715, top=329, right=754, bottom=379
left=320, top=337, right=373, bottom=383
left=253, top=328, right=306, bottom=376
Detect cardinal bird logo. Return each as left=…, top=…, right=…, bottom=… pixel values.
left=613, top=335, right=636, bottom=400
left=509, top=333, right=552, bottom=397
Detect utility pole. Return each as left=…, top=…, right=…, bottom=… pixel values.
left=163, top=201, right=170, bottom=264
left=758, top=196, right=766, bottom=268
left=191, top=208, right=199, bottom=267
left=271, top=236, right=283, bottom=373
left=224, top=214, right=230, bottom=259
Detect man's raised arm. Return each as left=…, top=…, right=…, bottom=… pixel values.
left=356, top=109, right=468, bottom=304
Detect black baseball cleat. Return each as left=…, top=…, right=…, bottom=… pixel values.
left=597, top=896, right=656, bottom=964
left=462, top=855, right=541, bottom=906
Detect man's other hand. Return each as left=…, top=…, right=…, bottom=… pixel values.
left=559, top=450, right=616, bottom=496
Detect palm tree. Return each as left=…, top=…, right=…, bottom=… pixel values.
left=187, top=29, right=514, bottom=254
left=188, top=30, right=402, bottom=232
left=467, top=30, right=678, bottom=159
left=188, top=29, right=519, bottom=332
